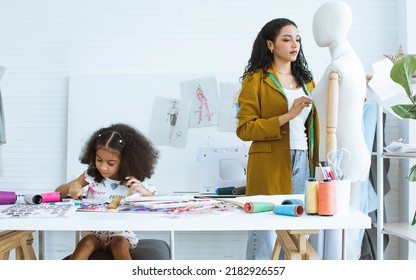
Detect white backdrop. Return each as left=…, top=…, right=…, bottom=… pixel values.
left=67, top=73, right=246, bottom=194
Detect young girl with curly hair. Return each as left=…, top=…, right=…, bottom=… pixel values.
left=56, top=123, right=159, bottom=260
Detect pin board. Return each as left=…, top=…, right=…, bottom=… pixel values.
left=67, top=73, right=248, bottom=194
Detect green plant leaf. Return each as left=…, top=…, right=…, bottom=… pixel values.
left=391, top=104, right=416, bottom=119
left=407, top=164, right=416, bottom=182
left=390, top=55, right=416, bottom=104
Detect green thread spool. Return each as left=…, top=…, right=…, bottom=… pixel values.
left=244, top=202, right=275, bottom=213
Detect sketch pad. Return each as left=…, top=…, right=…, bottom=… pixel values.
left=130, top=199, right=220, bottom=209
left=124, top=194, right=195, bottom=202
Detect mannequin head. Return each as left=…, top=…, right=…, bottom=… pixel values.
left=312, top=1, right=352, bottom=47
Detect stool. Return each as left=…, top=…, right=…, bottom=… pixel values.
left=63, top=239, right=171, bottom=260
left=271, top=230, right=319, bottom=260
left=0, top=230, right=37, bottom=260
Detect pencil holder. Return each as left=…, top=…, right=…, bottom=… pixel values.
left=318, top=179, right=336, bottom=216
left=334, top=179, right=351, bottom=217
left=315, top=165, right=332, bottom=181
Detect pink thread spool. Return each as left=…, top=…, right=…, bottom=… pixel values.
left=318, top=179, right=336, bottom=216
left=0, top=191, right=17, bottom=205
left=41, top=192, right=62, bottom=203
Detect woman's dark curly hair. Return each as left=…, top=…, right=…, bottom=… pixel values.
left=242, top=18, right=313, bottom=86
left=80, top=123, right=159, bottom=184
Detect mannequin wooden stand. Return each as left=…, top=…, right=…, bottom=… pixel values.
left=271, top=230, right=320, bottom=260
left=0, top=230, right=37, bottom=260
left=326, top=71, right=340, bottom=155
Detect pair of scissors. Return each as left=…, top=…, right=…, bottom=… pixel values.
left=326, top=148, right=351, bottom=180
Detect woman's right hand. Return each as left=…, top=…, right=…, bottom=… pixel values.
left=288, top=96, right=312, bottom=119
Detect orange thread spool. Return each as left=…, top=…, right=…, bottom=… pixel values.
left=318, top=179, right=336, bottom=216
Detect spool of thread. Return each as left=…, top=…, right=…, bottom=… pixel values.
left=0, top=191, right=17, bottom=205
left=41, top=192, right=62, bottom=203
left=244, top=202, right=275, bottom=213
left=215, top=186, right=236, bottom=195
left=305, top=178, right=319, bottom=215
left=273, top=204, right=304, bottom=217
left=24, top=194, right=43, bottom=205
left=318, top=179, right=336, bottom=216
left=281, top=198, right=304, bottom=206
left=232, top=186, right=246, bottom=195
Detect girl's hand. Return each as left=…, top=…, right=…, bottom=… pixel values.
left=125, top=176, right=154, bottom=197
left=68, top=185, right=83, bottom=200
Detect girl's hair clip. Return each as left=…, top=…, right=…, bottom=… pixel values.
left=97, top=131, right=124, bottom=144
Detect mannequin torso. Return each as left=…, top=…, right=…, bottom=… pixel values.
left=312, top=1, right=370, bottom=182
left=313, top=43, right=369, bottom=181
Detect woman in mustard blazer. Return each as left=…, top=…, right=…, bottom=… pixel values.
left=236, top=18, right=320, bottom=259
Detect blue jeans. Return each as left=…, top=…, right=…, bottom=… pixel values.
left=246, top=150, right=309, bottom=260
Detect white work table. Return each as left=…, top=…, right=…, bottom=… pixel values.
left=0, top=195, right=371, bottom=259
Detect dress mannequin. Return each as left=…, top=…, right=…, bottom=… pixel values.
left=310, top=1, right=370, bottom=260
left=312, top=1, right=370, bottom=181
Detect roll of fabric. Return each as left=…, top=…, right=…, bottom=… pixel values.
left=273, top=204, right=304, bottom=217
left=318, top=179, right=336, bottom=216
left=305, top=178, right=319, bottom=215
left=243, top=202, right=275, bottom=213
left=0, top=191, right=17, bottom=205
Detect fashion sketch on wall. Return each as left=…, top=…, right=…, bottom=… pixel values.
left=149, top=97, right=190, bottom=148
left=180, top=76, right=219, bottom=128
left=218, top=82, right=241, bottom=132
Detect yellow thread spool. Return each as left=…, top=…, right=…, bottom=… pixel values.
left=305, top=178, right=319, bottom=215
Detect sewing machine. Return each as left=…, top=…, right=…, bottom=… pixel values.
left=197, top=145, right=248, bottom=194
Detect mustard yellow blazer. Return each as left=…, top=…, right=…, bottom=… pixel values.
left=236, top=68, right=320, bottom=196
